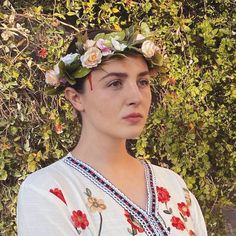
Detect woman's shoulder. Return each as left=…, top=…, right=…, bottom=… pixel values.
left=21, top=155, right=69, bottom=188
left=147, top=161, right=187, bottom=187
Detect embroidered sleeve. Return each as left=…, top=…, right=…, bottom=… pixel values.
left=188, top=191, right=208, bottom=236
left=17, top=181, right=83, bottom=236
left=173, top=173, right=208, bottom=235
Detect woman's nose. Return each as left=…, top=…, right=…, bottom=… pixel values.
left=125, top=82, right=143, bottom=106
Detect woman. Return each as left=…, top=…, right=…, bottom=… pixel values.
left=17, top=24, right=208, bottom=235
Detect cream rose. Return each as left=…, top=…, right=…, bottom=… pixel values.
left=141, top=40, right=156, bottom=58
left=80, top=47, right=102, bottom=68
left=45, top=69, right=60, bottom=87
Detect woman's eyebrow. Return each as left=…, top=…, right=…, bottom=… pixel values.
left=138, top=71, right=150, bottom=77
left=99, top=72, right=128, bottom=81
left=99, top=71, right=150, bottom=82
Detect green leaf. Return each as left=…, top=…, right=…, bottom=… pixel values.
left=27, top=161, right=37, bottom=173
left=105, top=31, right=125, bottom=41
left=125, top=25, right=136, bottom=41
left=58, top=61, right=66, bottom=76
left=129, top=37, right=150, bottom=46
left=0, top=169, right=7, bottom=181
left=0, top=119, right=8, bottom=127
left=151, top=53, right=163, bottom=66
left=141, top=22, right=151, bottom=36
left=41, top=106, right=46, bottom=115
left=94, top=33, right=106, bottom=41
left=163, top=210, right=171, bottom=214
left=72, top=67, right=91, bottom=79
left=45, top=87, right=63, bottom=95
left=64, top=72, right=77, bottom=85
left=53, top=13, right=66, bottom=20
left=127, top=46, right=142, bottom=53
left=67, top=12, right=77, bottom=16
left=85, top=188, right=92, bottom=197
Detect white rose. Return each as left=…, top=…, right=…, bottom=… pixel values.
left=111, top=39, right=127, bottom=51
left=61, top=53, right=79, bottom=65
left=135, top=33, right=145, bottom=41
left=83, top=39, right=96, bottom=50
left=45, top=69, right=60, bottom=87
left=141, top=40, right=156, bottom=58
left=80, top=47, right=102, bottom=68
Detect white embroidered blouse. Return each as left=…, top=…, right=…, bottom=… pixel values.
left=17, top=153, right=208, bottom=236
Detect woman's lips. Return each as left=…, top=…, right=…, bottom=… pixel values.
left=123, top=113, right=143, bottom=123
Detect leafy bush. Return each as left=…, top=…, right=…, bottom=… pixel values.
left=0, top=0, right=235, bottom=235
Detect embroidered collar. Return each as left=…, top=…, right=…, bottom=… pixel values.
left=64, top=153, right=170, bottom=236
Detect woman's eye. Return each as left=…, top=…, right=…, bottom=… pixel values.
left=138, top=79, right=150, bottom=87
left=108, top=80, right=122, bottom=88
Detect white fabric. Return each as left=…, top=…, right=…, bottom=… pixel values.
left=17, top=153, right=208, bottom=236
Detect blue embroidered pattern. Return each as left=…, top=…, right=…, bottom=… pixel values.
left=64, top=154, right=170, bottom=236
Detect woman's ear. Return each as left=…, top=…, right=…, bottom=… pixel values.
left=64, top=87, right=85, bottom=112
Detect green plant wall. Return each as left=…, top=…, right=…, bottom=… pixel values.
left=0, top=0, right=235, bottom=235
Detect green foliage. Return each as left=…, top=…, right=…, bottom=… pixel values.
left=0, top=0, right=235, bottom=235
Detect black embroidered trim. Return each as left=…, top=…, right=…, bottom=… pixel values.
left=64, top=154, right=169, bottom=236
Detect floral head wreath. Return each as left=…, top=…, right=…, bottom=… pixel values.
left=45, top=23, right=165, bottom=95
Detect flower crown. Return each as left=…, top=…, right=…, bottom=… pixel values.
left=45, top=23, right=165, bottom=95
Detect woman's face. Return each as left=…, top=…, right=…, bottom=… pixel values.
left=79, top=55, right=152, bottom=140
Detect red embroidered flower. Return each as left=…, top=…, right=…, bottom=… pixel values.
left=49, top=188, right=67, bottom=204
left=171, top=216, right=185, bottom=230
left=189, top=230, right=196, bottom=236
left=124, top=210, right=144, bottom=233
left=156, top=186, right=171, bottom=203
left=71, top=210, right=89, bottom=230
left=178, top=202, right=190, bottom=217
left=37, top=48, right=47, bottom=58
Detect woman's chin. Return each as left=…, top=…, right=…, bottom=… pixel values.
left=123, top=129, right=144, bottom=140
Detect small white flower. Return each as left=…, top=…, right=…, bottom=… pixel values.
left=80, top=47, right=102, bottom=68
left=83, top=39, right=96, bottom=50
left=1, top=29, right=13, bottom=41
left=16, top=23, right=30, bottom=34
left=111, top=38, right=127, bottom=51
left=141, top=40, right=157, bottom=58
left=45, top=69, right=60, bottom=87
left=135, top=33, right=145, bottom=41
left=60, top=53, right=79, bottom=65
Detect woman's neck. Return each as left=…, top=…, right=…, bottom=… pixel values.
left=71, top=128, right=133, bottom=168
